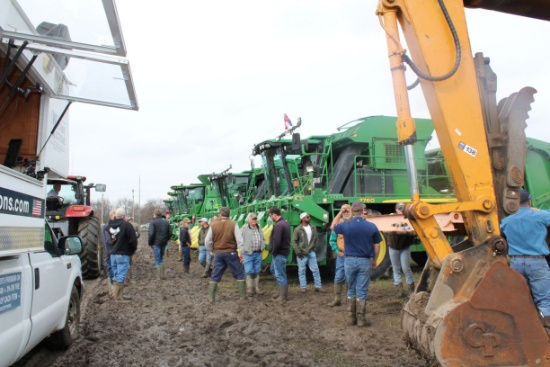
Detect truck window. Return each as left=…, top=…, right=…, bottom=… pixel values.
left=44, top=223, right=59, bottom=256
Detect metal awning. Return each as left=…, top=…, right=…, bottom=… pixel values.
left=0, top=0, right=138, bottom=110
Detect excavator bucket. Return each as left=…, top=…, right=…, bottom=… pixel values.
left=402, top=240, right=550, bottom=366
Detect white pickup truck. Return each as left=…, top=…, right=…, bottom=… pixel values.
left=0, top=168, right=84, bottom=367
left=0, top=0, right=137, bottom=365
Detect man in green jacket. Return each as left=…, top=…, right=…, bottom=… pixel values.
left=292, top=212, right=326, bottom=293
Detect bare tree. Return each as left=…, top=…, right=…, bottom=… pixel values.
left=92, top=197, right=114, bottom=224
left=140, top=198, right=167, bottom=224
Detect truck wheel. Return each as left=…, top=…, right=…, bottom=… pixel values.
left=78, top=216, right=103, bottom=279
left=46, top=286, right=80, bottom=350
left=371, top=232, right=391, bottom=280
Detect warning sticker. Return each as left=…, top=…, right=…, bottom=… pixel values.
left=458, top=142, right=477, bottom=157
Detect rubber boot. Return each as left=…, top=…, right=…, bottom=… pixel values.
left=125, top=267, right=132, bottom=284
left=356, top=299, right=370, bottom=327
left=347, top=297, right=357, bottom=326
left=276, top=285, right=288, bottom=304
left=208, top=282, right=218, bottom=304
left=200, top=262, right=206, bottom=268
left=395, top=283, right=404, bottom=298
left=237, top=280, right=247, bottom=300
left=159, top=264, right=165, bottom=280
left=156, top=266, right=161, bottom=280
left=327, top=282, right=344, bottom=307
left=201, top=262, right=211, bottom=278
left=408, top=282, right=415, bottom=294
left=253, top=275, right=264, bottom=295
left=107, top=277, right=115, bottom=297
left=114, top=282, right=132, bottom=303
left=183, top=265, right=190, bottom=274
left=245, top=275, right=254, bottom=297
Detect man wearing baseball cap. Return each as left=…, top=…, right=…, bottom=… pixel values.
left=292, top=212, right=325, bottom=293
left=197, top=217, right=212, bottom=278
left=501, top=189, right=550, bottom=332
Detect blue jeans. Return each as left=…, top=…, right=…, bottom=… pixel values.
left=211, top=251, right=244, bottom=282
left=199, top=245, right=212, bottom=265
left=153, top=244, right=166, bottom=266
left=389, top=247, right=414, bottom=285
left=244, top=252, right=262, bottom=276
left=297, top=251, right=322, bottom=289
left=510, top=257, right=550, bottom=315
left=334, top=254, right=345, bottom=283
left=111, top=254, right=130, bottom=283
left=181, top=246, right=191, bottom=266
left=270, top=254, right=288, bottom=287
left=344, top=257, right=372, bottom=301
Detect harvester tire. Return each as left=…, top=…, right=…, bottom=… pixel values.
left=78, top=216, right=103, bottom=279
left=371, top=232, right=391, bottom=280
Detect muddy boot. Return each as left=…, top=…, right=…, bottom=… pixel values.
left=155, top=266, right=161, bottom=280
left=276, top=285, right=288, bottom=304
left=208, top=282, right=218, bottom=304
left=395, top=283, right=404, bottom=298
left=107, top=277, right=115, bottom=297
left=407, top=282, right=415, bottom=295
left=183, top=265, right=190, bottom=274
left=201, top=262, right=211, bottom=278
left=314, top=287, right=327, bottom=293
left=347, top=297, right=357, bottom=326
left=200, top=262, right=206, bottom=268
left=114, top=282, right=131, bottom=303
left=237, top=280, right=247, bottom=300
left=328, top=281, right=344, bottom=307
left=253, top=275, right=264, bottom=296
left=245, top=275, right=254, bottom=297
left=125, top=267, right=132, bottom=284
left=356, top=299, right=370, bottom=327
left=160, top=264, right=165, bottom=280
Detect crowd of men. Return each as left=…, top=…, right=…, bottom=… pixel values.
left=101, top=188, right=550, bottom=332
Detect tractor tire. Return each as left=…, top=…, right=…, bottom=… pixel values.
left=78, top=216, right=103, bottom=279
left=45, top=286, right=80, bottom=350
left=371, top=232, right=391, bottom=280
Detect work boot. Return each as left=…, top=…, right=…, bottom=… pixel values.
left=347, top=297, right=357, bottom=326
left=200, top=262, right=206, bottom=268
left=237, top=280, right=247, bottom=300
left=159, top=264, right=165, bottom=280
left=327, top=282, right=344, bottom=307
left=395, top=283, right=404, bottom=298
left=408, top=282, right=415, bottom=294
left=314, top=287, right=327, bottom=293
left=114, top=282, right=132, bottom=303
left=253, top=275, right=264, bottom=296
left=245, top=275, right=254, bottom=297
left=201, top=262, right=212, bottom=278
left=183, top=265, right=190, bottom=274
left=156, top=266, right=161, bottom=280
left=208, top=282, right=218, bottom=303
left=356, top=299, right=370, bottom=327
left=125, top=267, right=132, bottom=284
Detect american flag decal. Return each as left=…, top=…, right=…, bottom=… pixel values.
left=32, top=199, right=42, bottom=217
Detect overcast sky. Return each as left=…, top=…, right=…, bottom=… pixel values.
left=68, top=0, right=550, bottom=206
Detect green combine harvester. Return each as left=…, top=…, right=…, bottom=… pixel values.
left=166, top=115, right=550, bottom=279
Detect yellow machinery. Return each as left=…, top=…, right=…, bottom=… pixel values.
left=376, top=0, right=550, bottom=365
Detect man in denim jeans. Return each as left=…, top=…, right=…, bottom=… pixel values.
left=268, top=206, right=291, bottom=303
left=332, top=201, right=381, bottom=327
left=239, top=212, right=266, bottom=297
left=501, top=189, right=550, bottom=332
left=106, top=208, right=137, bottom=303
left=205, top=207, right=245, bottom=303
left=292, top=212, right=325, bottom=293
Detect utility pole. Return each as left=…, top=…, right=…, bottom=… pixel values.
left=101, top=193, right=104, bottom=224
left=138, top=176, right=141, bottom=224
left=132, top=189, right=135, bottom=219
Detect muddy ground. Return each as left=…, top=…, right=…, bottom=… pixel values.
left=15, top=233, right=430, bottom=367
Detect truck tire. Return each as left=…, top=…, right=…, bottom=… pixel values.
left=78, top=216, right=103, bottom=279
left=371, top=232, right=391, bottom=280
left=46, top=286, right=80, bottom=350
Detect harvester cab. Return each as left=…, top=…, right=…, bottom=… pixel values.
left=45, top=175, right=106, bottom=279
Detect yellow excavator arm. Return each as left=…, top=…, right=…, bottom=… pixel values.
left=376, top=0, right=550, bottom=365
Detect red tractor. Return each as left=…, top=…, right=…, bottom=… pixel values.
left=46, top=175, right=105, bottom=279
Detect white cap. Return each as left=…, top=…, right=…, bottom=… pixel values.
left=198, top=217, right=208, bottom=223
left=300, top=212, right=308, bottom=220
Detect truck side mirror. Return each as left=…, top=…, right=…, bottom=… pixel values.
left=95, top=183, right=107, bottom=192
left=59, top=236, right=83, bottom=255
